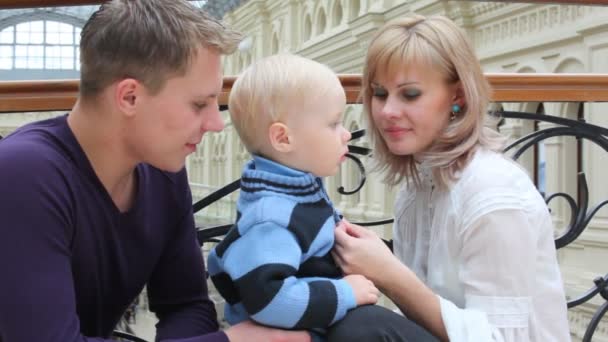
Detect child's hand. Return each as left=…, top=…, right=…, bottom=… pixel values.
left=343, top=274, right=379, bottom=306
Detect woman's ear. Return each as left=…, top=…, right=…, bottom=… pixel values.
left=268, top=122, right=293, bottom=153
left=452, top=81, right=466, bottom=108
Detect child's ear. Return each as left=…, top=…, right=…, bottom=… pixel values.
left=268, top=122, right=293, bottom=153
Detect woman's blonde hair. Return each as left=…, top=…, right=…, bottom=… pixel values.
left=229, top=53, right=344, bottom=154
left=362, top=14, right=505, bottom=189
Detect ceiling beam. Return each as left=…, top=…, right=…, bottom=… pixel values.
left=1, top=0, right=607, bottom=9
left=0, top=0, right=102, bottom=9
left=0, top=0, right=202, bottom=9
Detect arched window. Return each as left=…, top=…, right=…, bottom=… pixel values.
left=271, top=32, right=279, bottom=54
left=349, top=0, right=360, bottom=21
left=0, top=21, right=81, bottom=70
left=316, top=8, right=327, bottom=35
left=332, top=1, right=343, bottom=27
left=303, top=14, right=312, bottom=41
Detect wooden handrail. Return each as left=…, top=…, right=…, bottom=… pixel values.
left=487, top=73, right=608, bottom=102
left=1, top=73, right=607, bottom=113
left=0, top=80, right=79, bottom=113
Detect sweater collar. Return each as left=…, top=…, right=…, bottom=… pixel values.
left=251, top=155, right=309, bottom=178
left=241, top=155, right=320, bottom=189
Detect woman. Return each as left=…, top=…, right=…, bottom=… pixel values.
left=332, top=14, right=571, bottom=342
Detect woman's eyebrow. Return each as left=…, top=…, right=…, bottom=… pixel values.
left=396, top=81, right=418, bottom=87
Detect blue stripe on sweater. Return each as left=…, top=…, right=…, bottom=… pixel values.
left=222, top=223, right=300, bottom=280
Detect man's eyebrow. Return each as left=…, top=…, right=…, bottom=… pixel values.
left=195, top=92, right=219, bottom=100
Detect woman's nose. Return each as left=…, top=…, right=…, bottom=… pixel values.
left=379, top=97, right=401, bottom=119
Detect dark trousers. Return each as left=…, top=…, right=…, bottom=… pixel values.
left=326, top=305, right=439, bottom=342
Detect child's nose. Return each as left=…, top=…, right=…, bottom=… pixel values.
left=343, top=128, right=352, bottom=142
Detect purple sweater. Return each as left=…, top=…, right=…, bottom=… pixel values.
left=0, top=115, right=228, bottom=342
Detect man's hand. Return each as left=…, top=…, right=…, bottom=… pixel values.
left=225, top=320, right=311, bottom=342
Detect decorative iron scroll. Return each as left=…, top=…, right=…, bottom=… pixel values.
left=499, top=110, right=608, bottom=341
left=338, top=129, right=371, bottom=195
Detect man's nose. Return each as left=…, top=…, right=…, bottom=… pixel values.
left=202, top=106, right=224, bottom=133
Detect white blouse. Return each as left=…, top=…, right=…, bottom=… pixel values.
left=392, top=148, right=571, bottom=342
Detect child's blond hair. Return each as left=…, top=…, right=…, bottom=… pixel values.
left=229, top=53, right=344, bottom=154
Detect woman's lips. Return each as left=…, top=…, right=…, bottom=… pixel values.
left=384, top=127, right=412, bottom=138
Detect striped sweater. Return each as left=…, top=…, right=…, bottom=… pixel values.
left=207, top=156, right=356, bottom=330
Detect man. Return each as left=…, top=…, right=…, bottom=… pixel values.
left=0, top=1, right=310, bottom=341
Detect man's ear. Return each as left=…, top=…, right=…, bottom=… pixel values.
left=115, top=78, right=140, bottom=117
left=268, top=122, right=293, bottom=153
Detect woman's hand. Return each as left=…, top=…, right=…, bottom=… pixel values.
left=333, top=220, right=400, bottom=288
left=225, top=320, right=311, bottom=342
left=334, top=221, right=448, bottom=341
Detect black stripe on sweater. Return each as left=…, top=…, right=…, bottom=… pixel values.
left=214, top=223, right=241, bottom=258
left=241, top=176, right=319, bottom=191
left=294, top=281, right=338, bottom=329
left=210, top=272, right=240, bottom=305
left=236, top=263, right=297, bottom=315
left=297, top=254, right=342, bottom=278
left=240, top=185, right=320, bottom=197
left=287, top=200, right=334, bottom=253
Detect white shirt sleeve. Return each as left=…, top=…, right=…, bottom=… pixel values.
left=439, top=209, right=537, bottom=342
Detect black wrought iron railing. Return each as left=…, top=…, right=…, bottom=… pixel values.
left=499, top=110, right=608, bottom=341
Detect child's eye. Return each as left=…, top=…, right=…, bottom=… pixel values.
left=193, top=102, right=207, bottom=111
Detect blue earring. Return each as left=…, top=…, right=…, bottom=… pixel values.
left=450, top=104, right=461, bottom=121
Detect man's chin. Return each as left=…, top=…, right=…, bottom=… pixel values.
left=150, top=160, right=186, bottom=173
